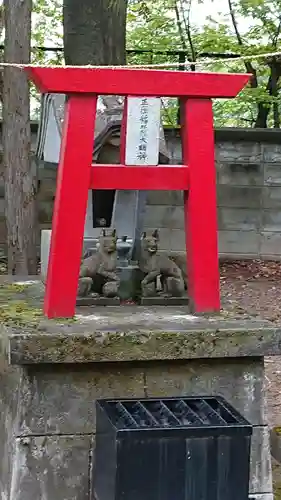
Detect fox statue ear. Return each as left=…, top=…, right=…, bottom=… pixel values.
left=141, top=232, right=146, bottom=239
left=152, top=229, right=159, bottom=241
left=100, top=229, right=106, bottom=237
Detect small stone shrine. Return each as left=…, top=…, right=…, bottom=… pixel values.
left=31, top=66, right=249, bottom=318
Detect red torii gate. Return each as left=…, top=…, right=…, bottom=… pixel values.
left=26, top=66, right=250, bottom=318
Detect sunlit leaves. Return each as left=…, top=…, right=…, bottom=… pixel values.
left=127, top=0, right=281, bottom=126
left=30, top=0, right=281, bottom=126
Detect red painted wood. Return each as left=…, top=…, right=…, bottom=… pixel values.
left=89, top=165, right=189, bottom=190
left=44, top=95, right=97, bottom=318
left=23, top=65, right=250, bottom=318
left=181, top=98, right=220, bottom=313
left=26, top=67, right=250, bottom=98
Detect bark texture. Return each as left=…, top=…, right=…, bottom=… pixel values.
left=63, top=0, right=128, bottom=225
left=63, top=0, right=128, bottom=65
left=3, top=0, right=37, bottom=274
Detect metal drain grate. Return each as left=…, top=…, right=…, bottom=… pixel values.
left=100, top=396, right=249, bottom=430
left=94, top=396, right=252, bottom=500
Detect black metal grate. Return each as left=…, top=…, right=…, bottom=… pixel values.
left=100, top=396, right=248, bottom=430
left=94, top=396, right=252, bottom=500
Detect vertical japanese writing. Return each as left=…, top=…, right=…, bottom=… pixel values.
left=125, top=96, right=161, bottom=166
left=137, top=98, right=149, bottom=162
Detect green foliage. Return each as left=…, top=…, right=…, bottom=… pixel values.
left=126, top=0, right=281, bottom=127
left=30, top=0, right=281, bottom=127
left=127, top=0, right=180, bottom=51
left=30, top=0, right=63, bottom=117
left=32, top=0, right=63, bottom=47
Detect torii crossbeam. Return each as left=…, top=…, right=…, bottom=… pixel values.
left=26, top=66, right=250, bottom=318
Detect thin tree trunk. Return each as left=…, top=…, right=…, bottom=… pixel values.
left=3, top=0, right=37, bottom=274
left=254, top=61, right=281, bottom=128
left=178, top=0, right=196, bottom=62
left=227, top=0, right=258, bottom=86
left=271, top=61, right=280, bottom=128
left=226, top=0, right=276, bottom=127
left=174, top=1, right=188, bottom=52
left=0, top=7, right=4, bottom=101
left=228, top=0, right=281, bottom=128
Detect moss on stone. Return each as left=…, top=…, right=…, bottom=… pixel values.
left=0, top=282, right=76, bottom=327
left=274, top=485, right=281, bottom=500
left=0, top=282, right=34, bottom=302
left=4, top=283, right=30, bottom=293
left=0, top=282, right=43, bottom=327
left=0, top=276, right=278, bottom=364
left=0, top=300, right=43, bottom=326
left=272, top=460, right=281, bottom=500
left=89, top=329, right=248, bottom=356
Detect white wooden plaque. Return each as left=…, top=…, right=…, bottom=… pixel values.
left=43, top=101, right=62, bottom=163
left=125, top=97, right=161, bottom=165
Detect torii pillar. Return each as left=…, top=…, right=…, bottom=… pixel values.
left=25, top=66, right=249, bottom=318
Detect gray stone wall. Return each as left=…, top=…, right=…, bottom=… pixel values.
left=1, top=125, right=281, bottom=259
left=147, top=129, right=281, bottom=259
left=0, top=358, right=273, bottom=500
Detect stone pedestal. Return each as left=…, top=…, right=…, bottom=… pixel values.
left=0, top=277, right=279, bottom=500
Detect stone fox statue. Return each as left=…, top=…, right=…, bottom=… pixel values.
left=139, top=230, right=185, bottom=297
left=77, top=229, right=120, bottom=298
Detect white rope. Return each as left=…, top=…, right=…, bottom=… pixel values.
left=0, top=49, right=281, bottom=70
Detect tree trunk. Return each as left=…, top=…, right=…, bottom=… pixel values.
left=271, top=61, right=280, bottom=128
left=0, top=7, right=5, bottom=101
left=63, top=0, right=128, bottom=229
left=63, top=0, right=128, bottom=65
left=254, top=94, right=271, bottom=128
left=254, top=61, right=281, bottom=128
left=3, top=0, right=37, bottom=274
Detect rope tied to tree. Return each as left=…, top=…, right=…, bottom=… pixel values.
left=1, top=49, right=281, bottom=70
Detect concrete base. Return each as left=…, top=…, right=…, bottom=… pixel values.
left=76, top=296, right=120, bottom=306
left=140, top=296, right=189, bottom=306
left=0, top=277, right=279, bottom=500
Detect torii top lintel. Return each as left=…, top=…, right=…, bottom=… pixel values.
left=26, top=66, right=250, bottom=98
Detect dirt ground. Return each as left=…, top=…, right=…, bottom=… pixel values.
left=219, top=259, right=281, bottom=498
left=219, top=260, right=281, bottom=429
